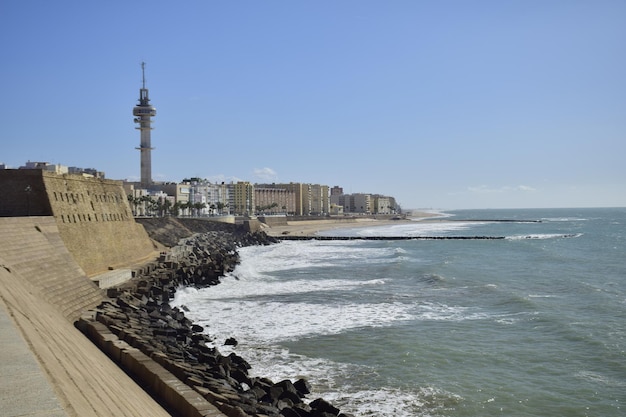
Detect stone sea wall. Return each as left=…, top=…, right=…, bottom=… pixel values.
left=78, top=222, right=354, bottom=417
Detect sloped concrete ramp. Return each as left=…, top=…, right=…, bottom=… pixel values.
left=0, top=217, right=170, bottom=416
left=0, top=217, right=103, bottom=322
left=0, top=295, right=67, bottom=417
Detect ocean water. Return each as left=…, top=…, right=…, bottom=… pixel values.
left=173, top=208, right=626, bottom=416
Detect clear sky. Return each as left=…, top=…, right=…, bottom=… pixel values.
left=1, top=1, right=624, bottom=209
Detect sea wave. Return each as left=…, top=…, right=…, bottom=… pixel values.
left=415, top=273, right=446, bottom=285
left=208, top=335, right=461, bottom=417
left=323, top=386, right=462, bottom=417
left=175, top=274, right=388, bottom=301
left=542, top=217, right=589, bottom=222
left=236, top=241, right=411, bottom=273
left=319, top=221, right=485, bottom=238
left=506, top=233, right=582, bottom=240
left=172, top=208, right=625, bottom=417
left=413, top=302, right=490, bottom=321
left=175, top=296, right=414, bottom=344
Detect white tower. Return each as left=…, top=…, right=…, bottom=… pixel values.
left=133, top=62, right=156, bottom=188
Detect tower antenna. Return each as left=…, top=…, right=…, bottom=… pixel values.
left=141, top=61, right=146, bottom=89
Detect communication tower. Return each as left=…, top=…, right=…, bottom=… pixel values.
left=133, top=62, right=156, bottom=188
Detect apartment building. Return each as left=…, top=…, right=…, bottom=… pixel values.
left=330, top=186, right=343, bottom=196
left=180, top=178, right=230, bottom=215
left=372, top=195, right=393, bottom=214
left=254, top=187, right=296, bottom=215
left=351, top=193, right=371, bottom=214
left=330, top=193, right=398, bottom=214
left=232, top=181, right=255, bottom=216
left=310, top=184, right=329, bottom=215
left=258, top=183, right=330, bottom=216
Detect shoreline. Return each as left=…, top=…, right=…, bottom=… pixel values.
left=78, top=226, right=358, bottom=417
left=263, top=211, right=444, bottom=237
left=71, top=214, right=445, bottom=416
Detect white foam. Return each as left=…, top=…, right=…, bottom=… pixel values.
left=494, top=311, right=537, bottom=325
left=575, top=370, right=626, bottom=388
left=176, top=297, right=491, bottom=346
left=319, top=221, right=485, bottom=237
left=224, top=338, right=460, bottom=417
left=177, top=271, right=392, bottom=302
left=322, top=386, right=462, bottom=417
left=177, top=297, right=414, bottom=344
left=235, top=241, right=406, bottom=273
left=506, top=233, right=582, bottom=240
left=413, top=302, right=490, bottom=321
left=173, top=290, right=456, bottom=416
left=171, top=240, right=482, bottom=417
left=542, top=217, right=588, bottom=222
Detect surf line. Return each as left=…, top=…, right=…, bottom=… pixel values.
left=277, top=234, right=578, bottom=241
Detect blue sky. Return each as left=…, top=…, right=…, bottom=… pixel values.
left=1, top=1, right=624, bottom=209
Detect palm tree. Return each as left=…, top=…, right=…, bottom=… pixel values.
left=182, top=201, right=193, bottom=217
left=171, top=201, right=183, bottom=217
left=193, top=202, right=206, bottom=217
left=138, top=195, right=155, bottom=216
left=160, top=198, right=172, bottom=217
left=216, top=202, right=229, bottom=215
left=127, top=194, right=141, bottom=216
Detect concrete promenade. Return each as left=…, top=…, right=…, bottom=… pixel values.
left=0, top=296, right=67, bottom=417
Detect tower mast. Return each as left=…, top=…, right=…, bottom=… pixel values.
left=133, top=62, right=156, bottom=188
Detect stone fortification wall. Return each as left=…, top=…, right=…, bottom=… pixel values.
left=42, top=172, right=158, bottom=276
left=0, top=170, right=157, bottom=276
left=0, top=169, right=53, bottom=216
left=41, top=171, right=132, bottom=225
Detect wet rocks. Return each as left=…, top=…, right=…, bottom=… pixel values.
left=79, top=226, right=349, bottom=417
left=224, top=337, right=239, bottom=347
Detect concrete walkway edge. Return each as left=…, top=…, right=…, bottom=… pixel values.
left=0, top=296, right=68, bottom=417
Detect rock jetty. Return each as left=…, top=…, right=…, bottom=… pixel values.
left=77, top=220, right=354, bottom=417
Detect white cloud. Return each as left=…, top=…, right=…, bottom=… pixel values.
left=517, top=185, right=536, bottom=192
left=253, top=167, right=278, bottom=181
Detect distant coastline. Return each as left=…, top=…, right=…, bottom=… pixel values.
left=263, top=211, right=443, bottom=237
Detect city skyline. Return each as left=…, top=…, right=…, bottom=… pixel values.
left=3, top=161, right=399, bottom=218
left=1, top=1, right=625, bottom=209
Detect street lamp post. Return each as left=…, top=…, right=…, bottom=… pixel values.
left=25, top=185, right=32, bottom=216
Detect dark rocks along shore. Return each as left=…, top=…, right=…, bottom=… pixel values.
left=78, top=218, right=354, bottom=417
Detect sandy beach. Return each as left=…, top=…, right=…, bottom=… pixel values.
left=263, top=211, right=442, bottom=237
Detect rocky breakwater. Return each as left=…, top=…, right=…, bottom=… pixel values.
left=77, top=226, right=353, bottom=417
